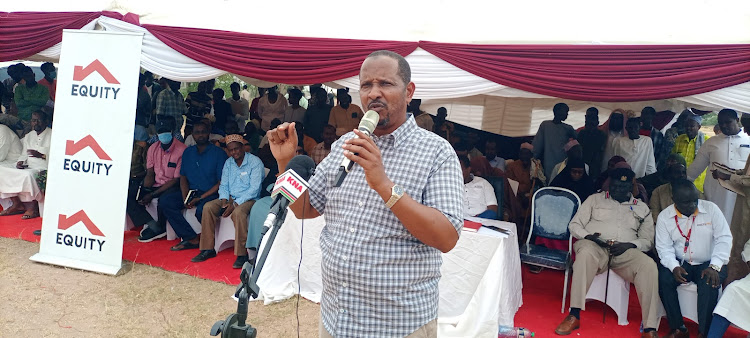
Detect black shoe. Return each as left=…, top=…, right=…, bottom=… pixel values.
left=33, top=230, right=41, bottom=236
left=170, top=239, right=199, bottom=251
left=233, top=255, right=248, bottom=269
left=191, top=250, right=217, bottom=263
left=138, top=227, right=166, bottom=243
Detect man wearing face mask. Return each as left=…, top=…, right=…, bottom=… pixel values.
left=14, top=66, right=49, bottom=123
left=328, top=90, right=363, bottom=137
left=688, top=109, right=750, bottom=225
left=555, top=167, right=659, bottom=337
left=38, top=62, right=57, bottom=101
left=655, top=179, right=731, bottom=338
left=127, top=117, right=187, bottom=242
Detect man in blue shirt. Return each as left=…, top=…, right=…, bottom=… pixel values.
left=192, top=134, right=265, bottom=268
left=160, top=122, right=227, bottom=251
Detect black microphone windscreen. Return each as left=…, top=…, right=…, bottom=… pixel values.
left=285, top=155, right=316, bottom=181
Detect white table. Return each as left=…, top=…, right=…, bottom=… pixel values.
left=255, top=213, right=523, bottom=338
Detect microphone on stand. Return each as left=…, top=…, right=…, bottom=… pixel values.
left=334, top=110, right=380, bottom=187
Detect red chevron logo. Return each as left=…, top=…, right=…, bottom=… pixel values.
left=58, top=210, right=105, bottom=237
left=72, top=59, right=120, bottom=84
left=65, top=135, right=112, bottom=160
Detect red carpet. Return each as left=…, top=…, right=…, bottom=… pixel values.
left=1, top=216, right=748, bottom=336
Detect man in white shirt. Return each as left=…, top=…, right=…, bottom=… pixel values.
left=227, top=82, right=250, bottom=131
left=0, top=122, right=22, bottom=166
left=655, top=179, right=732, bottom=338
left=239, top=85, right=251, bottom=107
left=460, top=155, right=498, bottom=219
left=688, top=109, right=750, bottom=225
left=0, top=111, right=52, bottom=218
left=613, top=117, right=656, bottom=178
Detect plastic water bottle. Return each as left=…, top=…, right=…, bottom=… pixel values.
left=498, top=325, right=534, bottom=337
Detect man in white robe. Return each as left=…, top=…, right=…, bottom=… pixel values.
left=707, top=238, right=750, bottom=335
left=0, top=111, right=51, bottom=218
left=687, top=109, right=750, bottom=225
left=0, top=122, right=22, bottom=167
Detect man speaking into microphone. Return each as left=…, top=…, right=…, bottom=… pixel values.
left=267, top=50, right=464, bottom=337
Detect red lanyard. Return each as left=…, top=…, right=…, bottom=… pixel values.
left=674, top=215, right=695, bottom=254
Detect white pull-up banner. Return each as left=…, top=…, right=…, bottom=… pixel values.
left=31, top=30, right=143, bottom=275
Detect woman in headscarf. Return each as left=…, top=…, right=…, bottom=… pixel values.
left=550, top=157, right=595, bottom=203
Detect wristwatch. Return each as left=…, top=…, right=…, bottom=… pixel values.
left=709, top=264, right=721, bottom=272
left=385, top=184, right=404, bottom=209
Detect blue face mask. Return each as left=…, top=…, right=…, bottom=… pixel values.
left=157, top=132, right=173, bottom=144
left=49, top=71, right=57, bottom=80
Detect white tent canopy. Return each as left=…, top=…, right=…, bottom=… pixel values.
left=6, top=1, right=750, bottom=136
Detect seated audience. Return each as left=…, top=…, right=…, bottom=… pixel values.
left=505, top=143, right=545, bottom=219
left=555, top=167, right=659, bottom=337
left=484, top=139, right=506, bottom=172
left=550, top=157, right=594, bottom=203
left=184, top=118, right=222, bottom=147
left=328, top=91, right=363, bottom=136
left=311, top=125, right=337, bottom=165
left=470, top=156, right=503, bottom=178
left=193, top=134, right=264, bottom=269
left=672, top=113, right=708, bottom=191
left=649, top=163, right=705, bottom=223
left=258, top=118, right=282, bottom=150
left=612, top=117, right=656, bottom=178
left=465, top=131, right=484, bottom=159
left=548, top=139, right=589, bottom=184
left=128, top=117, right=187, bottom=242
left=638, top=153, right=687, bottom=200
left=293, top=121, right=318, bottom=155
left=706, top=238, right=750, bottom=337
left=283, top=88, right=306, bottom=124
left=38, top=62, right=56, bottom=101
left=0, top=121, right=22, bottom=166
left=655, top=179, right=731, bottom=338
left=460, top=155, right=498, bottom=219
left=243, top=121, right=263, bottom=153
left=0, top=111, right=51, bottom=218
left=15, top=66, right=49, bottom=123
left=162, top=122, right=227, bottom=251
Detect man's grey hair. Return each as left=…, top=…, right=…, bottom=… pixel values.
left=366, top=50, right=411, bottom=86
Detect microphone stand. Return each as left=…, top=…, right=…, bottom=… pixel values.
left=210, top=201, right=289, bottom=338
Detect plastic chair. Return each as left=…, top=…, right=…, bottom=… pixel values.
left=585, top=270, right=631, bottom=325
left=519, top=187, right=581, bottom=313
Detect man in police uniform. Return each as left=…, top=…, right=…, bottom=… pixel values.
left=555, top=167, right=660, bottom=337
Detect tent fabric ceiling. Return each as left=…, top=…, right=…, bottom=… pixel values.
left=3, top=10, right=750, bottom=136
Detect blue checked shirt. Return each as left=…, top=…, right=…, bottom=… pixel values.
left=308, top=115, right=464, bottom=337
left=218, top=152, right=265, bottom=205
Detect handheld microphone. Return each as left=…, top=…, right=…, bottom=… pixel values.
left=268, top=155, right=316, bottom=218
left=334, top=110, right=379, bottom=187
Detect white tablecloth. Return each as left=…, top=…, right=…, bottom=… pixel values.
left=254, top=213, right=523, bottom=338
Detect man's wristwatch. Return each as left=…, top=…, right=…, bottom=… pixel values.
left=709, top=264, right=721, bottom=272
left=385, top=184, right=404, bottom=209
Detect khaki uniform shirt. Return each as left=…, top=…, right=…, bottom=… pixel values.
left=569, top=191, right=654, bottom=251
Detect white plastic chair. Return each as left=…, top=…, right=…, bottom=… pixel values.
left=656, top=282, right=723, bottom=329
left=585, top=269, right=632, bottom=325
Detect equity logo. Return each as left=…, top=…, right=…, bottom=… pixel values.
left=73, top=59, right=120, bottom=84
left=70, top=59, right=122, bottom=100
left=55, top=210, right=106, bottom=252
left=65, top=135, right=112, bottom=160
left=62, top=135, right=113, bottom=176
